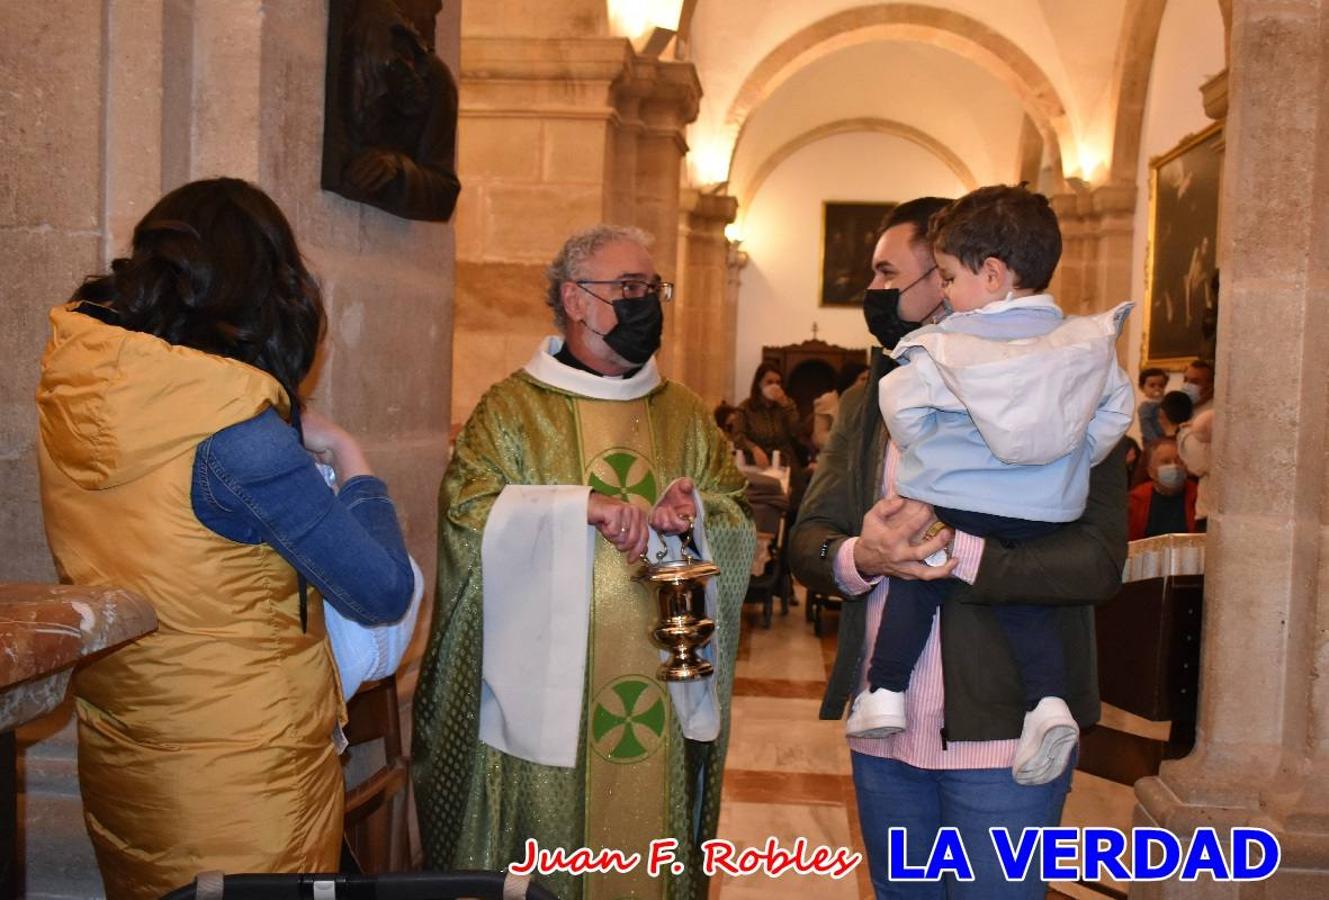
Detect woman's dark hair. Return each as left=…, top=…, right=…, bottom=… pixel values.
left=748, top=361, right=783, bottom=406
left=714, top=401, right=737, bottom=432
left=74, top=177, right=324, bottom=408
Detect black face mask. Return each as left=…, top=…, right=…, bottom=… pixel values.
left=589, top=292, right=663, bottom=365
left=862, top=266, right=936, bottom=349
left=863, top=289, right=918, bottom=350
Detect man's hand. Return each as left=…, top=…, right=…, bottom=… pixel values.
left=651, top=478, right=697, bottom=535
left=851, top=496, right=957, bottom=581
left=588, top=492, right=649, bottom=559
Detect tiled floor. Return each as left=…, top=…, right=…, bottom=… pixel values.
left=711, top=595, right=1139, bottom=899
left=711, top=598, right=870, bottom=898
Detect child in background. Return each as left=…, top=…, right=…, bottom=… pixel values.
left=1137, top=367, right=1168, bottom=443
left=845, top=184, right=1134, bottom=787
left=1157, top=389, right=1194, bottom=437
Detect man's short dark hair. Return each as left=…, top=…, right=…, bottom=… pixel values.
left=1159, top=390, right=1194, bottom=426
left=878, top=197, right=953, bottom=245
left=928, top=184, right=1062, bottom=291
left=1187, top=359, right=1215, bottom=376
left=1139, top=366, right=1168, bottom=389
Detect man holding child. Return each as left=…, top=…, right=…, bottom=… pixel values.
left=791, top=188, right=1130, bottom=898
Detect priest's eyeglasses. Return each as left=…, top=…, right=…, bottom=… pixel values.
left=574, top=279, right=674, bottom=303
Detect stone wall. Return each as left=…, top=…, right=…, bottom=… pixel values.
left=1132, top=0, right=1329, bottom=894
left=3, top=1, right=457, bottom=892
left=449, top=1, right=703, bottom=423
left=0, top=0, right=105, bottom=585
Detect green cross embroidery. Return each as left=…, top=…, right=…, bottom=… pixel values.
left=587, top=449, right=658, bottom=508
left=590, top=676, right=666, bottom=763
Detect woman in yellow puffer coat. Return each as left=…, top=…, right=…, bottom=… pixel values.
left=36, top=178, right=416, bottom=898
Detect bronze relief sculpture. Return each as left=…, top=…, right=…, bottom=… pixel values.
left=322, top=0, right=461, bottom=221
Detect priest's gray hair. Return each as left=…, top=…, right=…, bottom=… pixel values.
left=546, top=224, right=654, bottom=330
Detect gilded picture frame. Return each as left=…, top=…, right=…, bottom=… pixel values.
left=819, top=201, right=896, bottom=306
left=1142, top=122, right=1224, bottom=370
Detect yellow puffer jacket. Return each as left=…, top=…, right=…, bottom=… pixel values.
left=36, top=305, right=345, bottom=899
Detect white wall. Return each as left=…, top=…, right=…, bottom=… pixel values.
left=687, top=0, right=1128, bottom=185
left=732, top=130, right=967, bottom=400
left=728, top=39, right=1026, bottom=202
left=1122, top=0, right=1226, bottom=423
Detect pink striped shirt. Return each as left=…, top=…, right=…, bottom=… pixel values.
left=834, top=442, right=1018, bottom=769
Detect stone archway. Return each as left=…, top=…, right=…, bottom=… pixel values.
left=735, top=117, right=978, bottom=213
left=677, top=0, right=698, bottom=46
left=1106, top=0, right=1169, bottom=184
left=1106, top=0, right=1233, bottom=184
left=723, top=3, right=1072, bottom=183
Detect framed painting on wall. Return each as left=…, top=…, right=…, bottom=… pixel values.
left=1143, top=122, right=1224, bottom=369
left=820, top=201, right=896, bottom=306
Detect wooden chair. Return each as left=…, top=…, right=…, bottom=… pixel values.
left=807, top=589, right=842, bottom=637
left=341, top=677, right=411, bottom=874
left=742, top=474, right=791, bottom=628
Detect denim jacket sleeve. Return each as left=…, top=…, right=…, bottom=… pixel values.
left=191, top=408, right=414, bottom=624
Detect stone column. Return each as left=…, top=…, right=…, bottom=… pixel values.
left=1132, top=1, right=1329, bottom=896
left=629, top=63, right=701, bottom=382
left=1089, top=182, right=1138, bottom=364
left=725, top=244, right=750, bottom=400
left=452, top=35, right=700, bottom=421
left=676, top=190, right=738, bottom=406
left=1049, top=180, right=1135, bottom=359
left=1049, top=185, right=1092, bottom=314
left=1088, top=182, right=1137, bottom=312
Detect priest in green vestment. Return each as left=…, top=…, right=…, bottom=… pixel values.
left=412, top=224, right=756, bottom=899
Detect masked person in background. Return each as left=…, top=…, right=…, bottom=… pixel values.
left=412, top=224, right=755, bottom=900
left=731, top=362, right=809, bottom=508
left=1128, top=438, right=1198, bottom=538
left=1180, top=359, right=1215, bottom=415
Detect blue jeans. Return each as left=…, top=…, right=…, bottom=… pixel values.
left=851, top=752, right=1075, bottom=899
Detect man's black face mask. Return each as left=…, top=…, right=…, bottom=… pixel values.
left=596, top=292, right=663, bottom=365
left=863, top=288, right=917, bottom=350
left=861, top=266, right=936, bottom=350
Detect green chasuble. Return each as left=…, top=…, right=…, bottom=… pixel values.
left=412, top=343, right=754, bottom=900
